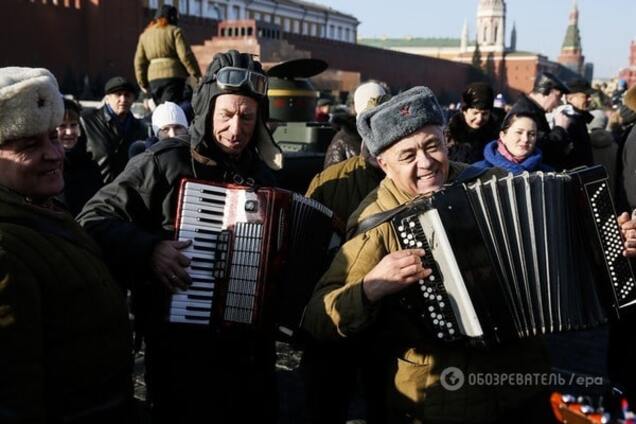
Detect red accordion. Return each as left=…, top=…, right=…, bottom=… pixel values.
left=170, top=178, right=335, bottom=338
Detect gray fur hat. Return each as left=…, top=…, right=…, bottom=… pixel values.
left=357, top=86, right=445, bottom=156
left=0, top=67, right=63, bottom=145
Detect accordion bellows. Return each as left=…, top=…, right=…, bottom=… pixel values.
left=391, top=166, right=636, bottom=346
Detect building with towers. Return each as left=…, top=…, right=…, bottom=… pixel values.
left=2, top=0, right=484, bottom=102
left=361, top=0, right=591, bottom=98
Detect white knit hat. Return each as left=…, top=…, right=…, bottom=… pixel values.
left=151, top=101, right=188, bottom=136
left=0, top=67, right=63, bottom=144
left=354, top=81, right=387, bottom=115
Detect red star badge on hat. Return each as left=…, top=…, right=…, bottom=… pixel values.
left=399, top=105, right=411, bottom=117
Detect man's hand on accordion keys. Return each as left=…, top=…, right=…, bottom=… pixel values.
left=618, top=211, right=636, bottom=258
left=362, top=249, right=432, bottom=303
left=150, top=240, right=193, bottom=291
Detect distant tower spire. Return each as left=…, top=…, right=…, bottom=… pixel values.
left=510, top=20, right=517, bottom=51
left=476, top=0, right=506, bottom=52
left=558, top=0, right=584, bottom=74
left=461, top=19, right=469, bottom=52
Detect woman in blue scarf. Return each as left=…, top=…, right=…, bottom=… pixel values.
left=472, top=111, right=553, bottom=174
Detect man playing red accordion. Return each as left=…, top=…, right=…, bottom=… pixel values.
left=78, top=50, right=283, bottom=423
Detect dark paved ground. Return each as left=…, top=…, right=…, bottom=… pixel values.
left=132, top=329, right=613, bottom=423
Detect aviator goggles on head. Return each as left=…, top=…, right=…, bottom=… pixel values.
left=215, top=66, right=268, bottom=97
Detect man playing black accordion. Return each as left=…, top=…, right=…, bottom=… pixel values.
left=303, top=86, right=636, bottom=424
left=78, top=50, right=282, bottom=423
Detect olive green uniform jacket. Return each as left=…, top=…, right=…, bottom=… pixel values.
left=0, top=186, right=131, bottom=423
left=302, top=162, right=550, bottom=423
left=306, top=155, right=384, bottom=232
left=134, top=24, right=202, bottom=89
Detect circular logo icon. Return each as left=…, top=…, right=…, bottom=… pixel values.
left=440, top=367, right=465, bottom=391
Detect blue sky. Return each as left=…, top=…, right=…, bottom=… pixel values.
left=316, top=0, right=635, bottom=79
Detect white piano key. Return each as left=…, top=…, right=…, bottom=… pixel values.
left=179, top=215, right=223, bottom=231
left=169, top=307, right=210, bottom=317
left=170, top=300, right=212, bottom=310
left=172, top=292, right=212, bottom=302
left=169, top=315, right=209, bottom=325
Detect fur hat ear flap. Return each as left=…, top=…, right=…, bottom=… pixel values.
left=0, top=67, right=64, bottom=144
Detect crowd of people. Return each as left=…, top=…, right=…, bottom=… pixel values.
left=3, top=4, right=636, bottom=424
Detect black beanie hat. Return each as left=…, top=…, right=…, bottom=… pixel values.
left=461, top=82, right=494, bottom=110
left=155, top=5, right=178, bottom=25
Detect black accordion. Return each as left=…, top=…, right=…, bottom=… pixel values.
left=169, top=179, right=335, bottom=339
left=391, top=166, right=636, bottom=346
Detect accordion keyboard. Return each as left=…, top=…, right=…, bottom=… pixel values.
left=170, top=183, right=230, bottom=325
left=394, top=215, right=463, bottom=341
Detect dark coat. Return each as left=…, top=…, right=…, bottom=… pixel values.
left=0, top=186, right=131, bottom=423
left=323, top=114, right=362, bottom=168
left=80, top=106, right=148, bottom=185
left=621, top=125, right=636, bottom=210
left=472, top=140, right=553, bottom=175
left=510, top=94, right=571, bottom=170
left=77, top=137, right=277, bottom=281
left=60, top=138, right=104, bottom=217
left=561, top=105, right=594, bottom=170
left=590, top=128, right=618, bottom=196
left=446, top=110, right=500, bottom=163
left=76, top=136, right=279, bottom=422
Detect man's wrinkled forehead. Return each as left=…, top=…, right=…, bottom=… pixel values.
left=382, top=125, right=445, bottom=156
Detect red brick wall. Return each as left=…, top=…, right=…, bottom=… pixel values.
left=2, top=0, right=218, bottom=98
left=2, top=0, right=87, bottom=89
left=284, top=34, right=485, bottom=103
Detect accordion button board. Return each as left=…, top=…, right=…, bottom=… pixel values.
left=389, top=166, right=636, bottom=346
left=395, top=217, right=459, bottom=341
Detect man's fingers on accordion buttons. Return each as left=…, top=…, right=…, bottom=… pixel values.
left=395, top=249, right=425, bottom=267
left=618, top=212, right=631, bottom=225
left=624, top=246, right=636, bottom=257
left=394, top=249, right=425, bottom=259
left=399, top=263, right=421, bottom=279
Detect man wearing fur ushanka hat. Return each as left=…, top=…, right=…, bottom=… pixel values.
left=0, top=67, right=133, bottom=422
left=304, top=86, right=636, bottom=422
left=77, top=50, right=282, bottom=423
left=302, top=86, right=570, bottom=423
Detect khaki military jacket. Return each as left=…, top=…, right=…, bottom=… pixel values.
left=134, top=24, right=201, bottom=88
left=306, top=155, right=384, bottom=231
left=303, top=162, right=550, bottom=423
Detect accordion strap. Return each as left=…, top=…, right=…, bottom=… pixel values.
left=346, top=165, right=489, bottom=240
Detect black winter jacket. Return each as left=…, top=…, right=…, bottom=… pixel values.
left=76, top=137, right=277, bottom=283
left=561, top=105, right=594, bottom=170
left=446, top=111, right=500, bottom=163
left=60, top=139, right=103, bottom=217
left=80, top=106, right=148, bottom=184
left=510, top=94, right=571, bottom=170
